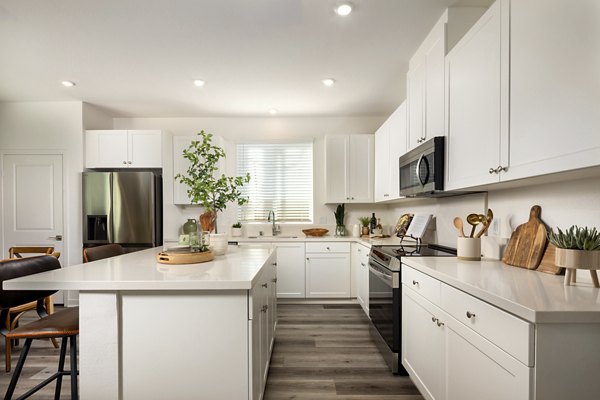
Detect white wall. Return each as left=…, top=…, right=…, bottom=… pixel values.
left=0, top=101, right=84, bottom=304
left=114, top=116, right=390, bottom=240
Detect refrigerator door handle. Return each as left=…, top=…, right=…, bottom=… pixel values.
left=108, top=172, right=114, bottom=243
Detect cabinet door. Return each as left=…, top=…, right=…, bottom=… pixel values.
left=305, top=253, right=350, bottom=298
left=445, top=1, right=504, bottom=191
left=387, top=103, right=407, bottom=201
left=128, top=130, right=162, bottom=167
left=324, top=135, right=349, bottom=203
left=374, top=121, right=390, bottom=202
left=358, top=249, right=369, bottom=316
left=402, top=288, right=444, bottom=400
left=407, top=60, right=426, bottom=151
left=273, top=243, right=305, bottom=298
left=444, top=314, right=531, bottom=400
left=424, top=25, right=446, bottom=140
left=250, top=285, right=263, bottom=400
left=348, top=135, right=374, bottom=202
left=507, top=0, right=600, bottom=181
left=351, top=243, right=360, bottom=298
left=86, top=130, right=129, bottom=168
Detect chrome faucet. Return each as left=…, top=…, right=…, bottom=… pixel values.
left=267, top=210, right=280, bottom=236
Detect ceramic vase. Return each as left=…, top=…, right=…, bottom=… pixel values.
left=209, top=233, right=228, bottom=256
left=232, top=227, right=242, bottom=237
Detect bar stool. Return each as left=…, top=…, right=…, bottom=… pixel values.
left=83, top=244, right=124, bottom=262
left=0, top=256, right=78, bottom=399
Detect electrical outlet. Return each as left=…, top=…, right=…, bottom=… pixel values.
left=492, top=218, right=501, bottom=236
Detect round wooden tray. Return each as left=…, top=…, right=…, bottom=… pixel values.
left=156, top=249, right=214, bottom=265
left=302, top=228, right=329, bottom=237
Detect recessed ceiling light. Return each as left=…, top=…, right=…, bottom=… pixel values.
left=335, top=4, right=353, bottom=16
left=322, top=78, right=336, bottom=87
left=268, top=109, right=278, bottom=115
left=61, top=80, right=76, bottom=87
left=193, top=79, right=205, bottom=87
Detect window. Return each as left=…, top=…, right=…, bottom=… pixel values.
left=236, top=142, right=313, bottom=223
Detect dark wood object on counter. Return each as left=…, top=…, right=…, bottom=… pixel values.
left=536, top=243, right=564, bottom=275
left=502, top=205, right=547, bottom=270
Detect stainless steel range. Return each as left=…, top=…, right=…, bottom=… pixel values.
left=368, top=243, right=456, bottom=374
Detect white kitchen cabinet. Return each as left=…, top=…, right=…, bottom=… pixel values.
left=445, top=0, right=507, bottom=191
left=402, top=265, right=532, bottom=400
left=325, top=135, right=374, bottom=204
left=351, top=243, right=370, bottom=315
left=406, top=13, right=446, bottom=151
left=85, top=130, right=162, bottom=168
left=306, top=242, right=350, bottom=298
left=506, top=0, right=600, bottom=181
left=173, top=134, right=227, bottom=205
left=249, top=255, right=277, bottom=400
left=273, top=242, right=305, bottom=298
left=375, top=102, right=407, bottom=202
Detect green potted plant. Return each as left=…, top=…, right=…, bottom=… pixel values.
left=358, top=217, right=370, bottom=236
left=232, top=222, right=243, bottom=237
left=175, top=130, right=250, bottom=255
left=334, top=204, right=345, bottom=237
left=548, top=225, right=600, bottom=287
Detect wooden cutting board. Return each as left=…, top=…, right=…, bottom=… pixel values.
left=536, top=243, right=564, bottom=275
left=156, top=249, right=214, bottom=264
left=502, top=205, right=547, bottom=269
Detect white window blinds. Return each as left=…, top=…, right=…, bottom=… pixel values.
left=236, top=142, right=313, bottom=222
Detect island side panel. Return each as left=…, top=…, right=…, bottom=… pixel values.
left=80, top=291, right=121, bottom=400
left=121, top=290, right=249, bottom=400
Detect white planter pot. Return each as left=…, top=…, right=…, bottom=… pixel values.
left=231, top=227, right=242, bottom=237
left=209, top=233, right=229, bottom=256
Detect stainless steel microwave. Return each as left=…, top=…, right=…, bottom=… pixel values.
left=398, top=136, right=445, bottom=197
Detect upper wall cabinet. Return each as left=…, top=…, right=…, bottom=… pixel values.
left=375, top=102, right=407, bottom=202
left=85, top=130, right=163, bottom=169
left=406, top=8, right=485, bottom=152
left=325, top=135, right=374, bottom=204
left=446, top=0, right=600, bottom=191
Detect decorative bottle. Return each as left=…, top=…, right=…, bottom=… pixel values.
left=370, top=213, right=377, bottom=234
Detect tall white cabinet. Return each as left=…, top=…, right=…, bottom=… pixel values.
left=325, top=135, right=374, bottom=204
left=446, top=0, right=600, bottom=191
left=374, top=102, right=406, bottom=202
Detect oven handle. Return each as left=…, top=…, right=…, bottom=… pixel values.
left=368, top=261, right=394, bottom=287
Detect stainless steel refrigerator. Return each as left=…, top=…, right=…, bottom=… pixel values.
left=83, top=171, right=162, bottom=250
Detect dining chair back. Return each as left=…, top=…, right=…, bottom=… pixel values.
left=83, top=244, right=124, bottom=262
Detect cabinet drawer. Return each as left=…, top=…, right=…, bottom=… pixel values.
left=305, top=242, right=350, bottom=253
left=402, top=266, right=441, bottom=306
left=441, top=283, right=534, bottom=366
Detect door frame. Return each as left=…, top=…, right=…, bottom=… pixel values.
left=0, top=148, right=70, bottom=270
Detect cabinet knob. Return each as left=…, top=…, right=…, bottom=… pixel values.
left=466, top=311, right=476, bottom=319
left=128, top=161, right=132, bottom=164
left=261, top=283, right=268, bottom=288
left=123, top=161, right=127, bottom=165
left=272, top=262, right=277, bottom=266
left=306, top=257, right=309, bottom=261
left=431, top=316, right=438, bottom=323
left=436, top=320, right=445, bottom=327
left=488, top=167, right=495, bottom=174
left=495, top=165, right=507, bottom=173
left=360, top=263, right=366, bottom=267
left=384, top=194, right=389, bottom=197
left=351, top=197, right=354, bottom=200
left=412, top=280, right=419, bottom=286
left=346, top=197, right=350, bottom=200
left=358, top=249, right=361, bottom=253
left=272, top=278, right=277, bottom=283
left=326, top=247, right=330, bottom=251
left=261, top=305, right=268, bottom=313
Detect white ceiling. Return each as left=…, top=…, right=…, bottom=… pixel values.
left=0, top=0, right=489, bottom=118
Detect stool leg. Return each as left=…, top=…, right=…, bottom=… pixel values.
left=5, top=336, right=11, bottom=373
left=5, top=338, right=32, bottom=400
left=69, top=335, right=78, bottom=399
left=54, top=338, right=68, bottom=400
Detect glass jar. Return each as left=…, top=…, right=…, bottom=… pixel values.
left=335, top=225, right=346, bottom=237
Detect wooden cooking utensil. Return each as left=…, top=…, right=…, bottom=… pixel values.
left=453, top=217, right=466, bottom=237
left=502, top=205, right=547, bottom=269
left=466, top=214, right=482, bottom=238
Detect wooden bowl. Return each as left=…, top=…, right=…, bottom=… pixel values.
left=302, top=228, right=329, bottom=237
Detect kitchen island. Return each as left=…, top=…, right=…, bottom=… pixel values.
left=3, top=245, right=277, bottom=400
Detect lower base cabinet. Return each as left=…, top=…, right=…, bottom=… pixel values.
left=351, top=243, right=370, bottom=315
left=250, top=254, right=277, bottom=400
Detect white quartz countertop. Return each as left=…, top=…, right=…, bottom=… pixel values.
left=3, top=245, right=274, bottom=291
left=403, top=257, right=600, bottom=324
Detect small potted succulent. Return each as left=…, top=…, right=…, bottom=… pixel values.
left=358, top=217, right=370, bottom=236
left=334, top=204, right=345, bottom=237
left=231, top=222, right=243, bottom=237
left=548, top=225, right=600, bottom=287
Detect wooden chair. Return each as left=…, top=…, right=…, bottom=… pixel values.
left=83, top=244, right=124, bottom=263
left=0, top=256, right=78, bottom=399
left=4, top=247, right=61, bottom=372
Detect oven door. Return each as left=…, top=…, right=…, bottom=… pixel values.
left=368, top=260, right=400, bottom=352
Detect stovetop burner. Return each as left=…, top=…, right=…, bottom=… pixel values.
left=369, top=243, right=456, bottom=272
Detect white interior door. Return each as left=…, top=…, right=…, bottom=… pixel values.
left=2, top=153, right=64, bottom=302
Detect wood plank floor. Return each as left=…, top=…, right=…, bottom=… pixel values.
left=0, top=304, right=424, bottom=400
left=265, top=304, right=424, bottom=400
